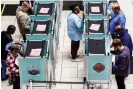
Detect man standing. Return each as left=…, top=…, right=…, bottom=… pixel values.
left=67, top=4, right=84, bottom=61
left=16, top=1, right=31, bottom=41
left=109, top=3, right=126, bottom=34
left=114, top=25, right=133, bottom=58
left=1, top=25, right=16, bottom=80
left=111, top=39, right=130, bottom=89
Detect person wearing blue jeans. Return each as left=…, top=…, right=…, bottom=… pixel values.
left=1, top=25, right=16, bottom=80
left=1, top=60, right=8, bottom=80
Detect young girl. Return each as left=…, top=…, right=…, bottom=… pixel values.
left=6, top=44, right=21, bottom=89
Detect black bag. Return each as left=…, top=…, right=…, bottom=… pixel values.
left=8, top=76, right=16, bottom=86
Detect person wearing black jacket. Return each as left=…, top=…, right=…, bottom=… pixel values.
left=1, top=25, right=16, bottom=80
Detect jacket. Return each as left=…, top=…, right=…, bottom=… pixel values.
left=113, top=46, right=130, bottom=77
left=119, top=30, right=133, bottom=56
left=67, top=13, right=84, bottom=41
left=16, top=6, right=30, bottom=35
left=109, top=11, right=126, bottom=33
left=1, top=31, right=13, bottom=60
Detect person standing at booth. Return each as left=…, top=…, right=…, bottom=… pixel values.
left=1, top=25, right=16, bottom=81
left=67, top=4, right=84, bottom=61
left=16, top=1, right=31, bottom=41
left=114, top=25, right=133, bottom=58
left=6, top=44, right=21, bottom=89
left=109, top=3, right=126, bottom=34
left=20, top=0, right=34, bottom=15
left=111, top=39, right=130, bottom=89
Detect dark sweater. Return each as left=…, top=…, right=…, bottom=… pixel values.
left=1, top=31, right=13, bottom=60
left=119, top=30, right=133, bottom=56
left=113, top=46, right=130, bottom=77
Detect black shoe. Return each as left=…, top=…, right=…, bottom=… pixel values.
left=72, top=55, right=80, bottom=59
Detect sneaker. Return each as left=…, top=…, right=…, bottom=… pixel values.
left=125, top=77, right=128, bottom=80
left=76, top=55, right=80, bottom=58
left=71, top=58, right=82, bottom=62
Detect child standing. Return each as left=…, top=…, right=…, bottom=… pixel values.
left=6, top=44, right=21, bottom=89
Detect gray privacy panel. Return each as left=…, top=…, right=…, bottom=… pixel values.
left=88, top=3, right=104, bottom=14
left=88, top=38, right=105, bottom=54
left=32, top=20, right=51, bottom=34
left=88, top=20, right=104, bottom=33
left=24, top=41, right=46, bottom=57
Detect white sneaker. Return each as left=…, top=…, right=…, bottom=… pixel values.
left=125, top=77, right=128, bottom=80
left=71, top=58, right=82, bottom=62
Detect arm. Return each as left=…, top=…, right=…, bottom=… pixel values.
left=113, top=55, right=129, bottom=72
left=119, top=16, right=126, bottom=28
left=73, top=16, right=84, bottom=30
left=19, top=15, right=30, bottom=30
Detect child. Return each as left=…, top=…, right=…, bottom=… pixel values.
left=6, top=44, right=21, bottom=89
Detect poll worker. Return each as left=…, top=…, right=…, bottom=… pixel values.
left=113, top=25, right=133, bottom=58
left=109, top=3, right=126, bottom=34
left=67, top=4, right=84, bottom=61
left=16, top=1, right=30, bottom=41
left=111, top=39, right=130, bottom=89
left=1, top=25, right=16, bottom=81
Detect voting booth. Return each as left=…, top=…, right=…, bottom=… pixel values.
left=84, top=0, right=108, bottom=15
left=18, top=40, right=52, bottom=89
left=30, top=20, right=52, bottom=35
left=18, top=0, right=62, bottom=89
left=85, top=15, right=109, bottom=34
left=85, top=34, right=110, bottom=55
left=34, top=2, right=55, bottom=16
left=83, top=0, right=112, bottom=89
left=84, top=34, right=112, bottom=89
left=22, top=40, right=48, bottom=57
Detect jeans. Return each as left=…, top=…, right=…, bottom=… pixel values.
left=1, top=60, right=7, bottom=80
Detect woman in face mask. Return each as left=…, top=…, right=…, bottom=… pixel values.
left=6, top=44, right=21, bottom=89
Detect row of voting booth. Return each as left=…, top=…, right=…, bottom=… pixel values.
left=83, top=0, right=112, bottom=89
left=18, top=0, right=63, bottom=89
left=17, top=0, right=116, bottom=89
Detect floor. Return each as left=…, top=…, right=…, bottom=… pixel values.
left=1, top=0, right=133, bottom=89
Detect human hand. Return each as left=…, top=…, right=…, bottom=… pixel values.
left=82, top=13, right=85, bottom=20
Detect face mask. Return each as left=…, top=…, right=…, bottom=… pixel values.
left=12, top=52, right=18, bottom=58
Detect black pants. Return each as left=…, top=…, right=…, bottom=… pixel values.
left=13, top=76, right=20, bottom=89
left=71, top=40, right=80, bottom=59
left=115, top=76, right=126, bottom=89
left=22, top=34, right=26, bottom=42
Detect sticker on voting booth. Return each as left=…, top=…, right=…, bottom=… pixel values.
left=87, top=56, right=111, bottom=80
left=36, top=25, right=46, bottom=31
left=30, top=48, right=42, bottom=56
left=91, top=6, right=100, bottom=12
left=90, top=24, right=100, bottom=31
left=39, top=8, right=49, bottom=14
left=18, top=58, right=46, bottom=84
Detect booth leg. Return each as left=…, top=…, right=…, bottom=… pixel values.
left=109, top=81, right=111, bottom=89
left=29, top=80, right=33, bottom=89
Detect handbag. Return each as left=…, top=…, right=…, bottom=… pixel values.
left=8, top=75, right=16, bottom=86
